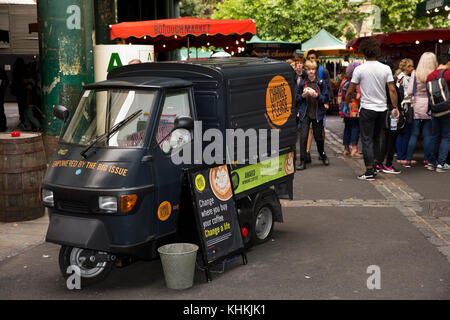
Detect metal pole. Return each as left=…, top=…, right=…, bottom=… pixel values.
left=38, top=0, right=94, bottom=159
left=187, top=36, right=190, bottom=60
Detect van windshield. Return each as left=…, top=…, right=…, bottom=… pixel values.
left=62, top=89, right=157, bottom=147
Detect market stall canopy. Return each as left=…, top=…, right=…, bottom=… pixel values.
left=346, top=28, right=450, bottom=50
left=110, top=17, right=257, bottom=54
left=416, top=0, right=450, bottom=17
left=246, top=35, right=301, bottom=59
left=301, top=29, right=346, bottom=52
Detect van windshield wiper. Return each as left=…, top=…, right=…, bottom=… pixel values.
left=80, top=109, right=143, bottom=158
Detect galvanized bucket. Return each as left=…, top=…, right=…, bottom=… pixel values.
left=158, top=243, right=199, bottom=290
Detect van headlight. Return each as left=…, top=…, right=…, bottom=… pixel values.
left=98, top=196, right=117, bottom=213
left=42, top=189, right=54, bottom=207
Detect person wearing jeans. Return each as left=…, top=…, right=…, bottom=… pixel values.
left=426, top=54, right=450, bottom=172
left=359, top=108, right=386, bottom=173
left=345, top=38, right=398, bottom=180
left=405, top=119, right=432, bottom=166
left=428, top=113, right=450, bottom=171
left=403, top=53, right=437, bottom=168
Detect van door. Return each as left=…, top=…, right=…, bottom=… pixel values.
left=152, top=89, right=194, bottom=237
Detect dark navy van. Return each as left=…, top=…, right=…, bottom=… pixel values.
left=41, top=57, right=297, bottom=285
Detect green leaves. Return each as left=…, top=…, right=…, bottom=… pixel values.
left=370, top=0, right=450, bottom=32
left=212, top=0, right=366, bottom=42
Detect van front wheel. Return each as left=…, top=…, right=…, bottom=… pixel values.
left=59, top=246, right=114, bottom=287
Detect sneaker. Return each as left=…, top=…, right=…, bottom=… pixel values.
left=358, top=173, right=375, bottom=181
left=319, top=154, right=330, bottom=166
left=436, top=163, right=450, bottom=172
left=358, top=170, right=376, bottom=181
left=375, top=164, right=384, bottom=173
left=382, top=166, right=401, bottom=174
left=402, top=161, right=412, bottom=168
left=426, top=163, right=436, bottom=171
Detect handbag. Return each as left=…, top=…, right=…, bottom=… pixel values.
left=399, top=75, right=415, bottom=125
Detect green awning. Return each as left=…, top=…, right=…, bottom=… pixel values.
left=301, top=29, right=346, bottom=51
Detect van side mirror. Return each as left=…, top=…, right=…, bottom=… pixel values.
left=173, top=116, right=194, bottom=131
left=53, top=105, right=69, bottom=122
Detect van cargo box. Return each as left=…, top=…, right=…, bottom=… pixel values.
left=108, top=57, right=297, bottom=161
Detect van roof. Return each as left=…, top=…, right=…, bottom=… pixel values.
left=107, top=57, right=291, bottom=83
left=84, top=76, right=193, bottom=90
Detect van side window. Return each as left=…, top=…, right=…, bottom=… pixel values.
left=157, top=91, right=191, bottom=152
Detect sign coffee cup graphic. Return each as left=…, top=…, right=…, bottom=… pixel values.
left=209, top=165, right=233, bottom=201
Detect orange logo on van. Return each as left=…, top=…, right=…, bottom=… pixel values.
left=158, top=201, right=172, bottom=221
left=209, top=165, right=233, bottom=201
left=266, top=75, right=292, bottom=127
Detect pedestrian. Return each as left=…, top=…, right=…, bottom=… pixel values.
left=292, top=56, right=307, bottom=169
left=296, top=59, right=330, bottom=170
left=339, top=62, right=362, bottom=158
left=344, top=38, right=399, bottom=180
left=395, top=58, right=415, bottom=165
left=426, top=54, right=450, bottom=172
left=0, top=67, right=9, bottom=132
left=375, top=59, right=402, bottom=174
left=305, top=50, right=333, bottom=164
left=403, top=52, right=437, bottom=168
left=22, top=64, right=42, bottom=131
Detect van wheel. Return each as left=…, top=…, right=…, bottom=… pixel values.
left=59, top=246, right=114, bottom=287
left=251, top=202, right=274, bottom=245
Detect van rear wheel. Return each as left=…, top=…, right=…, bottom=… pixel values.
left=251, top=202, right=274, bottom=245
left=59, top=246, right=114, bottom=287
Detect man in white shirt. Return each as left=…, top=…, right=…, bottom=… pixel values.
left=345, top=38, right=399, bottom=180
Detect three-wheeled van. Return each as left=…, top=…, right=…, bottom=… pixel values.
left=41, top=57, right=297, bottom=285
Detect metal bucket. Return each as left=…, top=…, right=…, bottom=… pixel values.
left=157, top=243, right=199, bottom=290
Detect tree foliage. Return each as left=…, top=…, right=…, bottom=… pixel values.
left=179, top=0, right=221, bottom=18
left=211, top=0, right=367, bottom=42
left=370, top=0, right=450, bottom=32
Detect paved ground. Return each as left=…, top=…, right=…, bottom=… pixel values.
left=0, top=110, right=449, bottom=300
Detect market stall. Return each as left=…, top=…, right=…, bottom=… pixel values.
left=346, top=28, right=450, bottom=65
left=110, top=17, right=257, bottom=60
left=301, top=29, right=364, bottom=111
left=244, top=35, right=301, bottom=60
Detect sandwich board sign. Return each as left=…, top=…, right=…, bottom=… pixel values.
left=184, top=164, right=247, bottom=282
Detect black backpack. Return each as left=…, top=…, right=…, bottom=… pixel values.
left=427, top=69, right=450, bottom=116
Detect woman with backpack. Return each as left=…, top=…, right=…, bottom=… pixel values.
left=403, top=52, right=437, bottom=168
left=339, top=62, right=361, bottom=158
left=426, top=54, right=450, bottom=172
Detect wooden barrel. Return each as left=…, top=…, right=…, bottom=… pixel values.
left=0, top=133, right=47, bottom=222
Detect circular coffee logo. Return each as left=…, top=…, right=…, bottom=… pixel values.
left=266, top=75, right=292, bottom=127
left=195, top=174, right=206, bottom=192
left=158, top=201, right=172, bottom=221
left=209, top=165, right=232, bottom=201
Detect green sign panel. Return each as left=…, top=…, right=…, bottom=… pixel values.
left=231, top=152, right=294, bottom=194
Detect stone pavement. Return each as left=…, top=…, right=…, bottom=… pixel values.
left=0, top=112, right=449, bottom=299
left=0, top=212, right=49, bottom=262
left=284, top=116, right=450, bottom=264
